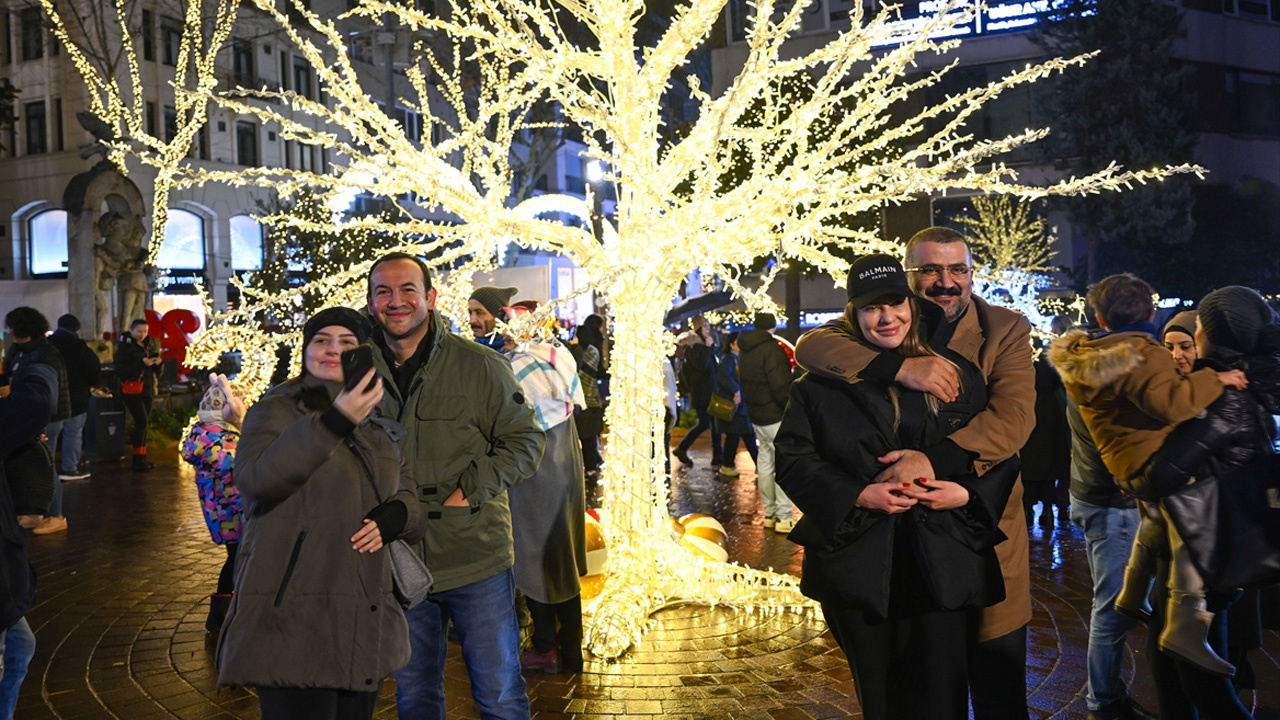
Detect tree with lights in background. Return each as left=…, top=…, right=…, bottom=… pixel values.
left=44, top=0, right=1204, bottom=659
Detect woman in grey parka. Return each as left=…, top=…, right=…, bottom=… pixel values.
left=217, top=308, right=425, bottom=720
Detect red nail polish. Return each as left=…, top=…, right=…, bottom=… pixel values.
left=903, top=483, right=910, bottom=488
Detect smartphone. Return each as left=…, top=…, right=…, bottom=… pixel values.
left=340, top=344, right=377, bottom=392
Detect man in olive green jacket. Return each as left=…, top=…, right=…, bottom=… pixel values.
left=366, top=253, right=545, bottom=720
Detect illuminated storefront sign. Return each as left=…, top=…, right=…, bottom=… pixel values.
left=729, top=1, right=1083, bottom=46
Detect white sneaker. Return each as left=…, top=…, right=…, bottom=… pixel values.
left=718, top=466, right=739, bottom=478
left=774, top=518, right=796, bottom=534
left=763, top=516, right=776, bottom=529
left=59, top=472, right=90, bottom=481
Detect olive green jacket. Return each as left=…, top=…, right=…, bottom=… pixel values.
left=371, top=311, right=546, bottom=592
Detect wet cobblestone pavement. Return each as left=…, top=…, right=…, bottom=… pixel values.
left=18, top=429, right=1280, bottom=718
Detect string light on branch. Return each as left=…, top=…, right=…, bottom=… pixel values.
left=52, top=0, right=1206, bottom=659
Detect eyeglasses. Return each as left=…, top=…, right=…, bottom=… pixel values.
left=905, top=264, right=971, bottom=278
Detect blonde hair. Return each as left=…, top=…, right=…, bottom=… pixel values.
left=847, top=296, right=960, bottom=430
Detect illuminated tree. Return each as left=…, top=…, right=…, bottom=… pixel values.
left=957, top=195, right=1058, bottom=275
left=52, top=0, right=1203, bottom=659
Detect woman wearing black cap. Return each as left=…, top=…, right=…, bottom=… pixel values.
left=216, top=307, right=426, bottom=719
left=1137, top=286, right=1280, bottom=720
left=776, top=254, right=1017, bottom=719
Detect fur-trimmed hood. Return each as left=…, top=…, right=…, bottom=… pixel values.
left=1047, top=329, right=1150, bottom=402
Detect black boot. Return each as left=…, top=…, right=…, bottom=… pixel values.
left=132, top=453, right=154, bottom=471
left=206, top=593, right=233, bottom=632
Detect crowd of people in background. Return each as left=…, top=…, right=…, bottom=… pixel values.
left=4, top=232, right=1280, bottom=720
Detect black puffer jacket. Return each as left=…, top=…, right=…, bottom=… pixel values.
left=1148, top=354, right=1280, bottom=589
left=737, top=329, right=792, bottom=426
left=115, top=335, right=160, bottom=396
left=49, top=328, right=102, bottom=416
left=5, top=338, right=70, bottom=422
left=776, top=349, right=1017, bottom=620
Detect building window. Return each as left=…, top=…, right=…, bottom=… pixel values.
left=197, top=125, right=210, bottom=160
left=141, top=9, right=154, bottom=62
left=233, top=39, right=254, bottom=86
left=164, top=105, right=178, bottom=142
left=54, top=98, right=63, bottom=151
left=25, top=101, right=46, bottom=155
left=1230, top=70, right=1280, bottom=137
left=156, top=208, right=205, bottom=270
left=20, top=8, right=43, bottom=61
left=146, top=102, right=157, bottom=136
left=236, top=121, right=258, bottom=166
left=293, top=57, right=312, bottom=100
left=299, top=142, right=316, bottom=171
left=160, top=15, right=182, bottom=66
left=229, top=214, right=263, bottom=271
left=29, top=209, right=68, bottom=276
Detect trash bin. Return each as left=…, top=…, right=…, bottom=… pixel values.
left=86, top=395, right=126, bottom=462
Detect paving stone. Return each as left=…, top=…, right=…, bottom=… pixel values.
left=14, top=431, right=1280, bottom=718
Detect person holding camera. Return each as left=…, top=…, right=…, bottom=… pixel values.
left=216, top=307, right=425, bottom=719
left=115, top=318, right=163, bottom=472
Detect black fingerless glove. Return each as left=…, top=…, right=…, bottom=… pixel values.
left=363, top=500, right=408, bottom=543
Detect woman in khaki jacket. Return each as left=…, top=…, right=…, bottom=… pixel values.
left=217, top=308, right=425, bottom=720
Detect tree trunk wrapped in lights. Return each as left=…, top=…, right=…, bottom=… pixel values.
left=49, top=0, right=1205, bottom=658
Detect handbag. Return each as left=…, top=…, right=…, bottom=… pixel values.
left=121, top=379, right=144, bottom=395
left=387, top=539, right=433, bottom=609
left=707, top=394, right=735, bottom=422
left=346, top=438, right=433, bottom=608
left=1165, top=401, right=1280, bottom=592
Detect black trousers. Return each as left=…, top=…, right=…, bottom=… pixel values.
left=822, top=600, right=970, bottom=720
left=968, top=624, right=1029, bottom=720
left=527, top=595, right=584, bottom=668
left=674, top=405, right=723, bottom=463
left=122, top=393, right=152, bottom=448
left=257, top=686, right=379, bottom=720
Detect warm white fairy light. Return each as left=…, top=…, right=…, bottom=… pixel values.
left=51, top=0, right=1207, bottom=659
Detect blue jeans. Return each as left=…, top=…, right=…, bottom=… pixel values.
left=394, top=567, right=530, bottom=720
left=0, top=617, right=35, bottom=720
left=57, top=413, right=87, bottom=474
left=1070, top=497, right=1140, bottom=711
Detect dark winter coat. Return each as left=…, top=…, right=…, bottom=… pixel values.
left=49, top=328, right=102, bottom=416
left=1065, top=397, right=1134, bottom=509
left=738, top=329, right=792, bottom=427
left=678, top=341, right=717, bottom=410
left=6, top=338, right=71, bottom=422
left=217, top=375, right=426, bottom=691
left=776, top=350, right=1015, bottom=621
left=1020, top=357, right=1071, bottom=488
left=114, top=335, right=160, bottom=396
left=1143, top=354, right=1280, bottom=590
left=713, top=350, right=752, bottom=435
left=0, top=358, right=52, bottom=629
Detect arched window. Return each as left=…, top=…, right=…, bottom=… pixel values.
left=229, top=214, right=263, bottom=271
left=28, top=208, right=68, bottom=276
left=156, top=208, right=205, bottom=270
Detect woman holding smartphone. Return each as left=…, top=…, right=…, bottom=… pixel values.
left=776, top=255, right=1016, bottom=720
left=216, top=307, right=425, bottom=720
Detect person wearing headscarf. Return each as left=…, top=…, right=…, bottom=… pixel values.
left=216, top=307, right=426, bottom=719
left=1162, top=310, right=1199, bottom=377
left=181, top=373, right=247, bottom=632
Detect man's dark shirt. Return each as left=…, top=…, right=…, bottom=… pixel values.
left=375, top=315, right=438, bottom=398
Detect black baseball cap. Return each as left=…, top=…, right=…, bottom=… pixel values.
left=847, top=253, right=912, bottom=309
